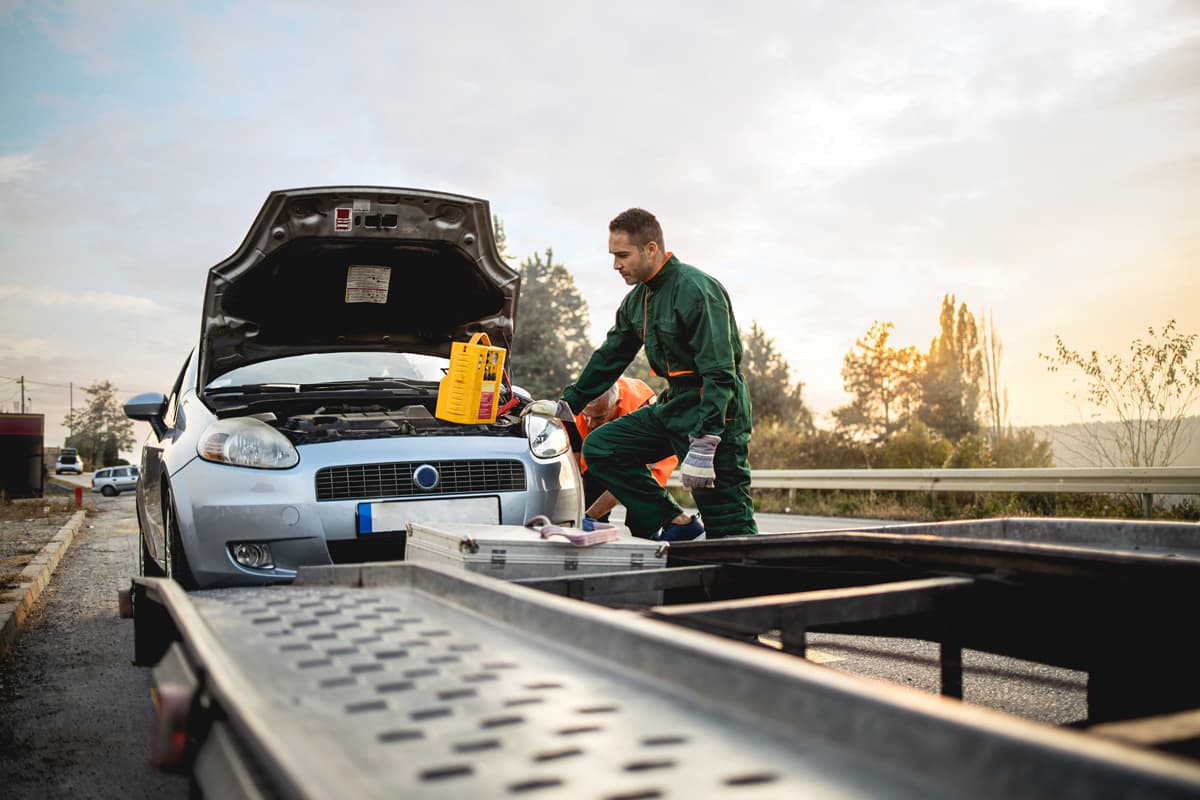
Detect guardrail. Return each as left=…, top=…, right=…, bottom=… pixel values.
left=667, top=467, right=1200, bottom=517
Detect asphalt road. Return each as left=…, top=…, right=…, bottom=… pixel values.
left=0, top=492, right=189, bottom=799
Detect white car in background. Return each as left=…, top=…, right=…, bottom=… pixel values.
left=55, top=447, right=84, bottom=475
left=92, top=466, right=140, bottom=496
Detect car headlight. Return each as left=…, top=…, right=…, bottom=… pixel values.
left=197, top=418, right=299, bottom=469
left=525, top=414, right=569, bottom=459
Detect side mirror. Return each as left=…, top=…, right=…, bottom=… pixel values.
left=124, top=392, right=168, bottom=439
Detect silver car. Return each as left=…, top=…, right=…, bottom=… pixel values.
left=125, top=186, right=583, bottom=589
left=92, top=465, right=140, bottom=496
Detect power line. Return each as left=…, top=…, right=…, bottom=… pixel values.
left=0, top=374, right=74, bottom=390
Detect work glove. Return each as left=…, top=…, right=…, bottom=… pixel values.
left=520, top=399, right=575, bottom=424
left=680, top=434, right=721, bottom=490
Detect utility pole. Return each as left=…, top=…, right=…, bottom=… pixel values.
left=19, top=375, right=24, bottom=413
left=69, top=381, right=74, bottom=437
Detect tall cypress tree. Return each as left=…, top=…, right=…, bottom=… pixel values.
left=919, top=295, right=983, bottom=442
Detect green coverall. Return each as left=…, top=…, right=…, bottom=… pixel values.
left=562, top=255, right=758, bottom=539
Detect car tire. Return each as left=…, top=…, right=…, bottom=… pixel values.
left=140, top=523, right=166, bottom=578
left=164, top=489, right=199, bottom=590
left=101, top=485, right=117, bottom=497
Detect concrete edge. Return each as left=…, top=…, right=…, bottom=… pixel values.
left=0, top=509, right=88, bottom=657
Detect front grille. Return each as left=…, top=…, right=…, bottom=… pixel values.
left=315, top=459, right=526, bottom=501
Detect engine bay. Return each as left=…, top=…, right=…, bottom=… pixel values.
left=210, top=393, right=525, bottom=445
left=276, top=403, right=523, bottom=445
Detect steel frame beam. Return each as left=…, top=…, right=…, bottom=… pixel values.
left=648, top=577, right=972, bottom=697
left=513, top=564, right=721, bottom=601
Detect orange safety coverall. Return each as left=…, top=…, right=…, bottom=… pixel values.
left=574, top=376, right=678, bottom=486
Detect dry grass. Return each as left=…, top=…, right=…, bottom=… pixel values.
left=0, top=497, right=92, bottom=597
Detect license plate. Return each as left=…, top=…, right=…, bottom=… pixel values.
left=357, top=496, right=500, bottom=534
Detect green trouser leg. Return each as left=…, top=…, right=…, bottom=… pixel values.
left=689, top=441, right=758, bottom=537
left=581, top=407, right=681, bottom=538
left=582, top=403, right=759, bottom=539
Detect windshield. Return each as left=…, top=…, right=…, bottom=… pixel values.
left=205, top=352, right=449, bottom=390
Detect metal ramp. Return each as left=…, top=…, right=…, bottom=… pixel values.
left=131, top=560, right=1200, bottom=799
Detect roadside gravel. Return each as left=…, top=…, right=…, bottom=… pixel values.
left=0, top=494, right=188, bottom=798
left=0, top=498, right=86, bottom=598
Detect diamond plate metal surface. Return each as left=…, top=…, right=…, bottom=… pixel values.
left=190, top=584, right=942, bottom=799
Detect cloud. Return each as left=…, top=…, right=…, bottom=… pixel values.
left=0, top=284, right=169, bottom=315
left=0, top=152, right=36, bottom=182
left=0, top=1, right=1195, bottom=429
left=0, top=334, right=63, bottom=360
left=1009, top=0, right=1116, bottom=20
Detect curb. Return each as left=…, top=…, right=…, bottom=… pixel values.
left=0, top=509, right=88, bottom=657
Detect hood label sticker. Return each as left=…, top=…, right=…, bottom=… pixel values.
left=334, top=207, right=352, bottom=232
left=345, top=265, right=391, bottom=304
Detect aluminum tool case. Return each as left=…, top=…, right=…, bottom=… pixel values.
left=405, top=521, right=665, bottom=581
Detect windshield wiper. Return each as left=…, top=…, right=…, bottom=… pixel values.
left=205, top=383, right=301, bottom=395
left=298, top=378, right=436, bottom=393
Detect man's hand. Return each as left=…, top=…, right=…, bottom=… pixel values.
left=520, top=399, right=575, bottom=424
left=680, top=434, right=721, bottom=490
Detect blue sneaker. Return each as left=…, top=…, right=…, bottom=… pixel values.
left=655, top=515, right=706, bottom=542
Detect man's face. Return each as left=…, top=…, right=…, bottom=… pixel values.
left=609, top=231, right=659, bottom=285
left=581, top=392, right=618, bottom=428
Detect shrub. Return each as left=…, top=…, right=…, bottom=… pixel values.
left=881, top=421, right=952, bottom=468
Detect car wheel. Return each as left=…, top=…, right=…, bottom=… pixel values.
left=164, top=489, right=199, bottom=590
left=101, top=485, right=117, bottom=497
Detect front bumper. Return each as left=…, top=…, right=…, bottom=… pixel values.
left=168, top=436, right=582, bottom=588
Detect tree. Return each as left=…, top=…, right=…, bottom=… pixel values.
left=919, top=295, right=983, bottom=442
left=833, top=321, right=923, bottom=444
left=741, top=322, right=814, bottom=431
left=1040, top=320, right=1200, bottom=467
left=508, top=247, right=593, bottom=399
left=62, top=380, right=135, bottom=467
left=492, top=215, right=510, bottom=261
left=980, top=309, right=1008, bottom=445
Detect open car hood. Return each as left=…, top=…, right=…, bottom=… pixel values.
left=199, top=186, right=519, bottom=389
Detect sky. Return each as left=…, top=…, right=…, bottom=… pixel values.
left=1, top=0, right=1197, bottom=456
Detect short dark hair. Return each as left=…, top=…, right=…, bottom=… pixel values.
left=609, top=208, right=664, bottom=250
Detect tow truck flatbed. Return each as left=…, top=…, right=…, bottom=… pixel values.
left=128, top=517, right=1200, bottom=799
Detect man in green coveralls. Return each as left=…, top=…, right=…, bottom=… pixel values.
left=556, top=208, right=757, bottom=541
